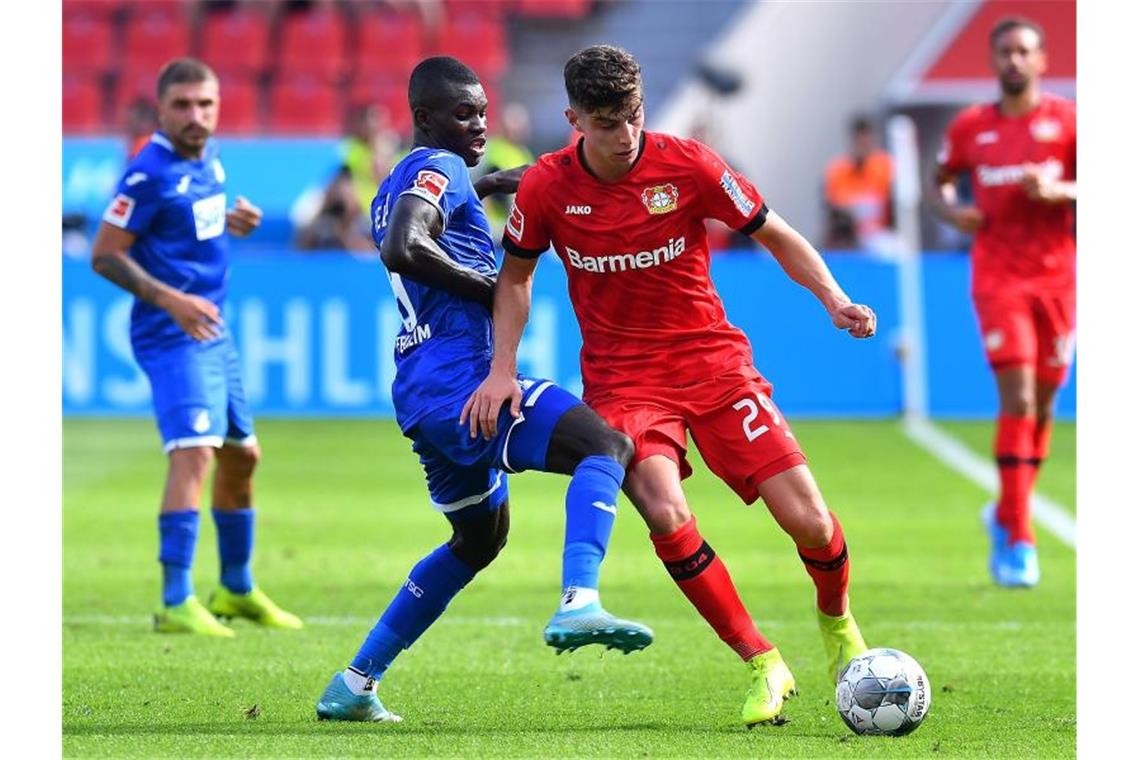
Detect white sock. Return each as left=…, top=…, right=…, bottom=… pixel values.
left=343, top=666, right=376, bottom=696
left=559, top=586, right=599, bottom=612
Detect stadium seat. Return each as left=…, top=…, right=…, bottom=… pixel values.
left=63, top=7, right=115, bottom=77
left=215, top=75, right=261, bottom=134
left=62, top=75, right=105, bottom=133
left=123, top=3, right=192, bottom=73
left=435, top=15, right=508, bottom=78
left=354, top=9, right=425, bottom=81
left=268, top=74, right=343, bottom=134
left=63, top=0, right=125, bottom=19
left=515, top=0, right=592, bottom=18
left=276, top=6, right=349, bottom=81
left=348, top=76, right=411, bottom=137
left=199, top=7, right=271, bottom=76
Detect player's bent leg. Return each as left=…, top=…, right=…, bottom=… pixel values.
left=155, top=446, right=236, bottom=636
left=512, top=399, right=650, bottom=654
left=207, top=443, right=303, bottom=629
left=756, top=465, right=867, bottom=682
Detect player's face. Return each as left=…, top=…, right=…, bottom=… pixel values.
left=991, top=27, right=1046, bottom=96
left=420, top=83, right=489, bottom=167
left=158, top=79, right=219, bottom=157
left=568, top=99, right=645, bottom=176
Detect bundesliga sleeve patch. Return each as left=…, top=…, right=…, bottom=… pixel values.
left=103, top=193, right=136, bottom=228
left=506, top=203, right=525, bottom=242
left=405, top=169, right=450, bottom=205
left=719, top=170, right=756, bottom=217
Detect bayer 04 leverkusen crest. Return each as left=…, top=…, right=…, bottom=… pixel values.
left=641, top=183, right=679, bottom=215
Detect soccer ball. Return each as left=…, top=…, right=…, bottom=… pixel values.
left=835, top=648, right=930, bottom=737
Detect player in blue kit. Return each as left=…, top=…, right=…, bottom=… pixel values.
left=90, top=59, right=301, bottom=637
left=315, top=57, right=653, bottom=723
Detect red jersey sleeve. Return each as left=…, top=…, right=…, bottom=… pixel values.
left=937, top=109, right=973, bottom=177
left=686, top=139, right=768, bottom=234
left=501, top=166, right=551, bottom=259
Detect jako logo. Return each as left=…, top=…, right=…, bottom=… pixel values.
left=565, top=205, right=591, bottom=215
left=566, top=236, right=686, bottom=273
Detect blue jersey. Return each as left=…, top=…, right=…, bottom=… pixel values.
left=103, top=132, right=230, bottom=357
left=372, top=147, right=496, bottom=432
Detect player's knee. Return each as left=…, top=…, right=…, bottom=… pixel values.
left=800, top=506, right=834, bottom=547
left=637, top=496, right=691, bottom=534
left=449, top=520, right=509, bottom=571
left=599, top=430, right=635, bottom=468
left=171, top=446, right=215, bottom=478
left=233, top=443, right=261, bottom=475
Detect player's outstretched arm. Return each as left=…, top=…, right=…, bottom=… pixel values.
left=751, top=210, right=876, bottom=339
left=473, top=165, right=530, bottom=200
left=90, top=222, right=222, bottom=341
left=380, top=194, right=496, bottom=309
left=926, top=168, right=983, bottom=234
left=460, top=253, right=539, bottom=440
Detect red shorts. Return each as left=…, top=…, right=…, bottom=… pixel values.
left=587, top=366, right=806, bottom=505
left=973, top=291, right=1076, bottom=386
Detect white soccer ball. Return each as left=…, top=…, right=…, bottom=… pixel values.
left=835, top=648, right=930, bottom=737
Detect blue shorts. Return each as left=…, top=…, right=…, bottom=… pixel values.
left=136, top=333, right=256, bottom=454
left=408, top=377, right=582, bottom=524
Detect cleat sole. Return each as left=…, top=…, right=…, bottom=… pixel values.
left=543, top=627, right=652, bottom=655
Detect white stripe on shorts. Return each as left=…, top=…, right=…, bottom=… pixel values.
left=224, top=434, right=259, bottom=448
left=163, top=435, right=224, bottom=454
left=430, top=471, right=504, bottom=513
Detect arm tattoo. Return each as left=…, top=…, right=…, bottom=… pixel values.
left=92, top=253, right=167, bottom=306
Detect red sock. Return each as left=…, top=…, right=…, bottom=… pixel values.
left=1029, top=416, right=1054, bottom=492
left=995, top=414, right=1037, bottom=545
left=797, top=511, right=849, bottom=617
left=650, top=517, right=772, bottom=661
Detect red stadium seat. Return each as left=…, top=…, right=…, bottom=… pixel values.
left=354, top=9, right=425, bottom=81
left=435, top=15, right=507, bottom=78
left=63, top=75, right=105, bottom=133
left=63, top=7, right=114, bottom=77
left=123, top=4, right=192, bottom=73
left=199, top=7, right=271, bottom=76
left=276, top=7, right=349, bottom=81
left=215, top=75, right=261, bottom=135
left=268, top=74, right=343, bottom=134
left=63, top=0, right=126, bottom=19
left=348, top=76, right=411, bottom=138
left=515, top=0, right=592, bottom=18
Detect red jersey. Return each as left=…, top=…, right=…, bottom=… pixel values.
left=937, top=93, right=1076, bottom=296
left=502, top=132, right=767, bottom=396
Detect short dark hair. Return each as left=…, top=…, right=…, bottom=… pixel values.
left=850, top=115, right=873, bottom=135
left=564, top=45, right=642, bottom=116
left=990, top=16, right=1045, bottom=49
left=156, top=58, right=218, bottom=100
left=408, top=56, right=481, bottom=111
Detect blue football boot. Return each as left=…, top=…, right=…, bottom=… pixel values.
left=981, top=503, right=1009, bottom=583
left=315, top=672, right=402, bottom=723
left=996, top=542, right=1041, bottom=587
left=543, top=602, right=653, bottom=655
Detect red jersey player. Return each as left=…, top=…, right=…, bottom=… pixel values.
left=930, top=17, right=1076, bottom=588
left=460, top=45, right=876, bottom=727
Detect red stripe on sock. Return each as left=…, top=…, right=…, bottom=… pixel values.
left=650, top=517, right=772, bottom=661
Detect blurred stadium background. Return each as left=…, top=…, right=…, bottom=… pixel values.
left=62, top=0, right=1076, bottom=422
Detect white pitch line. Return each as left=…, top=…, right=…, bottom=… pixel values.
left=903, top=416, right=1076, bottom=548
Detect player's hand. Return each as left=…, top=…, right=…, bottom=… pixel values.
left=948, top=205, right=983, bottom=234
left=1020, top=165, right=1064, bottom=203
left=460, top=371, right=522, bottom=440
left=160, top=291, right=224, bottom=342
left=474, top=165, right=530, bottom=198
left=226, top=196, right=262, bottom=237
left=830, top=302, right=877, bottom=339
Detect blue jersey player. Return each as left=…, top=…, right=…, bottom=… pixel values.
left=90, top=59, right=301, bottom=637
left=315, top=57, right=653, bottom=723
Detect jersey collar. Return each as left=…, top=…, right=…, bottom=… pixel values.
left=150, top=132, right=175, bottom=153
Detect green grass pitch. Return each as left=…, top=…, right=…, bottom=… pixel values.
left=63, top=418, right=1075, bottom=758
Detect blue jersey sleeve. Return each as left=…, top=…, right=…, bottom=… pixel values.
left=102, top=163, right=162, bottom=235
left=396, top=152, right=469, bottom=230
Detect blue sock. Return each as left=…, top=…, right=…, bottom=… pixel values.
left=159, top=510, right=198, bottom=607
left=350, top=544, right=476, bottom=679
left=562, top=455, right=625, bottom=591
left=213, top=508, right=254, bottom=594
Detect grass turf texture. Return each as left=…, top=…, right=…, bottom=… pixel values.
left=64, top=419, right=1075, bottom=758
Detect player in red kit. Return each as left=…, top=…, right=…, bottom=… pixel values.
left=461, top=45, right=876, bottom=727
left=930, top=17, right=1076, bottom=588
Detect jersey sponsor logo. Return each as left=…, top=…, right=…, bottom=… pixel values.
left=409, top=170, right=449, bottom=204
left=641, top=183, right=679, bottom=215
left=1031, top=118, right=1062, bottom=142
left=564, top=204, right=592, bottom=215
left=192, top=193, right=227, bottom=241
left=975, top=130, right=999, bottom=145
left=176, top=175, right=191, bottom=194
left=718, top=170, right=755, bottom=216
left=976, top=157, right=1063, bottom=187
left=565, top=236, right=686, bottom=273
left=506, top=203, right=525, bottom=241
left=103, top=193, right=136, bottom=228
left=124, top=171, right=147, bottom=186
left=395, top=323, right=433, bottom=354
